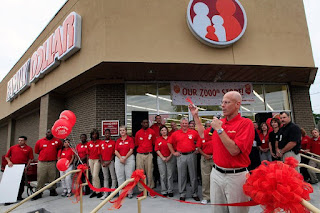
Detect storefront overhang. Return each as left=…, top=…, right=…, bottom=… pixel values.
left=53, top=62, right=317, bottom=96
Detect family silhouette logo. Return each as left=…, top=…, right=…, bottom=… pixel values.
left=187, top=0, right=247, bottom=48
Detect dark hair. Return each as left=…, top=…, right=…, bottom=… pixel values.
left=280, top=111, right=290, bottom=117
left=260, top=122, right=269, bottom=132
left=90, top=129, right=100, bottom=140
left=62, top=138, right=70, bottom=151
left=189, top=120, right=195, bottom=125
left=159, top=125, right=169, bottom=136
left=155, top=115, right=161, bottom=119
left=80, top=134, right=87, bottom=138
left=104, top=129, right=111, bottom=134
left=19, top=136, right=27, bottom=140
left=270, top=118, right=281, bottom=127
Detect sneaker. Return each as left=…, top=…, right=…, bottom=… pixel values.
left=162, top=193, right=168, bottom=197
left=136, top=191, right=144, bottom=199
left=50, top=189, right=58, bottom=196
left=100, top=193, right=108, bottom=200
left=192, top=196, right=200, bottom=201
left=96, top=193, right=103, bottom=198
left=127, top=194, right=133, bottom=199
left=17, top=196, right=23, bottom=201
left=89, top=192, right=97, bottom=198
left=61, top=191, right=67, bottom=197
left=168, top=193, right=173, bottom=197
left=149, top=192, right=157, bottom=198
left=201, top=200, right=208, bottom=204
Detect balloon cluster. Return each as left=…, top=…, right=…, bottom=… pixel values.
left=51, top=110, right=76, bottom=139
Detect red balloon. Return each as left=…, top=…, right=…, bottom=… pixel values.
left=59, top=110, right=76, bottom=127
left=52, top=119, right=72, bottom=139
left=56, top=158, right=70, bottom=171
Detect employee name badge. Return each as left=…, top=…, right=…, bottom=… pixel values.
left=108, top=145, right=112, bottom=148
left=140, top=137, right=143, bottom=140
left=158, top=142, right=162, bottom=146
left=81, top=145, right=84, bottom=148
left=124, top=142, right=128, bottom=144
left=62, top=153, right=65, bottom=156
left=188, top=135, right=193, bottom=140
left=279, top=135, right=282, bottom=141
left=120, top=142, right=123, bottom=145
left=202, top=139, right=205, bottom=143
left=43, top=144, right=47, bottom=147
left=52, top=143, right=55, bottom=145
left=262, top=139, right=265, bottom=144
left=148, top=134, right=152, bottom=140
left=90, top=144, right=93, bottom=147
left=95, top=145, right=99, bottom=147
left=102, top=147, right=105, bottom=150
left=253, top=140, right=257, bottom=147
left=55, top=141, right=58, bottom=144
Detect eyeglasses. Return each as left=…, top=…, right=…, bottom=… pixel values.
left=221, top=101, right=234, bottom=105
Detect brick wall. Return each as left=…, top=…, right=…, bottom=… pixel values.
left=290, top=85, right=315, bottom=135
left=48, top=94, right=66, bottom=130
left=66, top=86, right=97, bottom=142
left=0, top=125, right=8, bottom=158
left=96, top=84, right=125, bottom=137
left=14, top=111, right=40, bottom=150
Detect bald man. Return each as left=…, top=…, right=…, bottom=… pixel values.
left=190, top=91, right=254, bottom=213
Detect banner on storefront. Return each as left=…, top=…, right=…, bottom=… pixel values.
left=101, top=120, right=119, bottom=136
left=170, top=81, right=254, bottom=105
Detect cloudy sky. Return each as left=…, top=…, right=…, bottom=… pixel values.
left=1, top=0, right=320, bottom=113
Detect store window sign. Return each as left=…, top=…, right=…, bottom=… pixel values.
left=6, top=12, right=81, bottom=102
left=187, top=0, right=247, bottom=48
left=102, top=120, right=120, bottom=137
left=171, top=81, right=254, bottom=105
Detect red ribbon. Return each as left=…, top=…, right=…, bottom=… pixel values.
left=71, top=164, right=116, bottom=202
left=186, top=97, right=193, bottom=105
left=109, top=169, right=145, bottom=209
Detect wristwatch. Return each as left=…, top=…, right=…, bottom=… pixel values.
left=217, top=128, right=224, bottom=135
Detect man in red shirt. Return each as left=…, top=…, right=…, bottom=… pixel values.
left=168, top=117, right=201, bottom=201
left=190, top=91, right=254, bottom=213
left=135, top=119, right=156, bottom=198
left=5, top=136, right=34, bottom=201
left=100, top=129, right=117, bottom=200
left=150, top=115, right=162, bottom=137
left=33, top=129, right=63, bottom=200
left=168, top=121, right=178, bottom=136
left=307, top=128, right=320, bottom=184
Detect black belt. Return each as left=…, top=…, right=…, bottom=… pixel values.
left=139, top=152, right=152, bottom=155
left=213, top=164, right=247, bottom=174
left=180, top=151, right=194, bottom=155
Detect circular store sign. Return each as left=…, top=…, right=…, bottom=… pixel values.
left=187, top=0, right=247, bottom=48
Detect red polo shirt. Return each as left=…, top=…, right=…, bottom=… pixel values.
left=76, top=142, right=88, bottom=159
left=100, top=139, right=116, bottom=161
left=155, top=136, right=171, bottom=157
left=35, top=137, right=62, bottom=161
left=308, top=138, right=320, bottom=155
left=168, top=129, right=176, bottom=137
left=115, top=136, right=135, bottom=156
left=212, top=114, right=254, bottom=168
left=58, top=148, right=74, bottom=161
left=135, top=128, right=156, bottom=153
left=5, top=144, right=34, bottom=164
left=150, top=124, right=161, bottom=137
left=168, top=129, right=200, bottom=153
left=258, top=132, right=270, bottom=149
left=197, top=128, right=213, bottom=155
left=301, top=136, right=311, bottom=150
left=87, top=140, right=102, bottom=160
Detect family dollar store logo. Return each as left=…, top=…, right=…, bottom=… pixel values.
left=187, top=0, right=247, bottom=48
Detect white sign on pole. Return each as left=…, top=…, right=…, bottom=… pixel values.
left=0, top=164, right=25, bottom=203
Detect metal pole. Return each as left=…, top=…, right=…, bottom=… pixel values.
left=300, top=154, right=320, bottom=163
left=298, top=163, right=320, bottom=173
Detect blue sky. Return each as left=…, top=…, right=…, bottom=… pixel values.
left=0, top=0, right=320, bottom=113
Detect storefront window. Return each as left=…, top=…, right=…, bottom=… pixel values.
left=241, top=84, right=265, bottom=112
left=264, top=84, right=290, bottom=111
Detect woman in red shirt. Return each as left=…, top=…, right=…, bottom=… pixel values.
left=258, top=122, right=272, bottom=162
left=114, top=125, right=135, bottom=198
left=301, top=128, right=311, bottom=150
left=155, top=126, right=174, bottom=197
left=58, top=139, right=75, bottom=197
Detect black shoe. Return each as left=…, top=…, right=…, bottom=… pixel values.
left=180, top=197, right=185, bottom=201
left=192, top=196, right=200, bottom=201
left=168, top=193, right=173, bottom=197
left=4, top=202, right=14, bottom=206
left=17, top=196, right=23, bottom=201
left=162, top=193, right=168, bottom=197
left=32, top=193, right=42, bottom=200
left=96, top=193, right=103, bottom=198
left=89, top=192, right=97, bottom=198
left=50, top=189, right=58, bottom=196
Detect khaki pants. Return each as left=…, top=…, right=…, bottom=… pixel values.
left=201, top=156, right=214, bottom=201
left=101, top=160, right=117, bottom=188
left=89, top=159, right=101, bottom=188
left=136, top=153, right=154, bottom=191
left=282, top=151, right=300, bottom=172
left=177, top=153, right=198, bottom=197
left=210, top=167, right=249, bottom=213
left=37, top=161, right=57, bottom=191
left=308, top=156, right=320, bottom=183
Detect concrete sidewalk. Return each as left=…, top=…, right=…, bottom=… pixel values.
left=1, top=176, right=319, bottom=213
